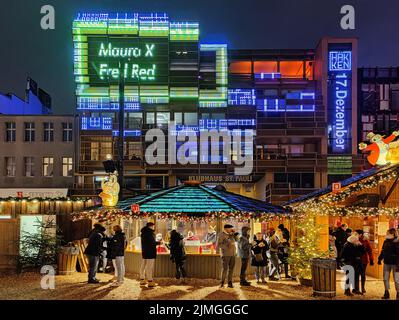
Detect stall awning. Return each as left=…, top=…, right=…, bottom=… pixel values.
left=116, top=184, right=288, bottom=214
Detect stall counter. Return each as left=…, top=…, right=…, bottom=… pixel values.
left=125, top=251, right=242, bottom=280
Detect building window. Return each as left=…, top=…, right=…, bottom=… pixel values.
left=184, top=113, right=198, bottom=126
left=146, top=113, right=155, bottom=125
left=24, top=122, right=35, bottom=142
left=157, top=112, right=170, bottom=127
left=62, top=157, right=73, bottom=177
left=5, top=122, right=16, bottom=142
left=43, top=122, right=54, bottom=142
left=24, top=157, right=34, bottom=177
left=174, top=113, right=183, bottom=125
left=42, top=157, right=54, bottom=177
left=62, top=123, right=73, bottom=142
left=5, top=157, right=16, bottom=177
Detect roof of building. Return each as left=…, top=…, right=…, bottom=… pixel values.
left=113, top=183, right=288, bottom=215
left=284, top=164, right=399, bottom=206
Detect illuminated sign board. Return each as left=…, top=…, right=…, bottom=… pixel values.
left=88, top=37, right=169, bottom=85
left=328, top=46, right=352, bottom=154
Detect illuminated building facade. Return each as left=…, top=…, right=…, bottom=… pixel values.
left=72, top=13, right=364, bottom=203
left=358, top=67, right=399, bottom=143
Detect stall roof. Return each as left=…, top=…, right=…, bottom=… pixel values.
left=284, top=164, right=399, bottom=206
left=114, top=184, right=288, bottom=214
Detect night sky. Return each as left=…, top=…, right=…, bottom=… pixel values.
left=0, top=0, right=398, bottom=114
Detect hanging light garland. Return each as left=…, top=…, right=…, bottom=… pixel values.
left=0, top=197, right=90, bottom=203
left=72, top=208, right=292, bottom=223
left=290, top=166, right=399, bottom=218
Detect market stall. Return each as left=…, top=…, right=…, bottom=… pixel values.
left=286, top=164, right=399, bottom=279
left=73, top=182, right=291, bottom=279
left=0, top=196, right=93, bottom=271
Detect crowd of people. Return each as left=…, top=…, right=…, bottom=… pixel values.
left=330, top=223, right=399, bottom=299
left=82, top=221, right=399, bottom=300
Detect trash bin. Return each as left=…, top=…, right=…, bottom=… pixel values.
left=310, top=258, right=337, bottom=298
left=58, top=245, right=79, bottom=275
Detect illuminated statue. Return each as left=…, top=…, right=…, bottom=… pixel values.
left=99, top=171, right=120, bottom=207
left=359, top=131, right=399, bottom=166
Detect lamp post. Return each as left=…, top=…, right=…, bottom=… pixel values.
left=117, top=60, right=125, bottom=200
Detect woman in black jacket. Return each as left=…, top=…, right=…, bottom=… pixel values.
left=378, top=228, right=399, bottom=300
left=251, top=233, right=269, bottom=284
left=110, top=225, right=127, bottom=286
left=169, top=230, right=187, bottom=282
left=140, top=222, right=161, bottom=287
left=340, top=234, right=365, bottom=296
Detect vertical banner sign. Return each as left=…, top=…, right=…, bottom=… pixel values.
left=328, top=45, right=352, bottom=154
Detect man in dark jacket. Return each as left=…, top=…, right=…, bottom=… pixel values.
left=110, top=225, right=127, bottom=286
left=378, top=228, right=399, bottom=300
left=333, top=224, right=348, bottom=269
left=84, top=223, right=105, bottom=284
left=140, top=222, right=161, bottom=288
left=237, top=226, right=252, bottom=286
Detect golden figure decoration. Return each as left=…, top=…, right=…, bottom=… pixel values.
left=359, top=131, right=399, bottom=166
left=99, top=171, right=120, bottom=207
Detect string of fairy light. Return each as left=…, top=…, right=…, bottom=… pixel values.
left=291, top=166, right=399, bottom=218
left=71, top=209, right=291, bottom=224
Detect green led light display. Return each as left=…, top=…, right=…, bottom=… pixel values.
left=73, top=13, right=226, bottom=108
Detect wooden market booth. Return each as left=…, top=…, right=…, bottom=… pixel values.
left=286, top=164, right=399, bottom=279
left=74, top=182, right=291, bottom=279
left=0, top=197, right=93, bottom=271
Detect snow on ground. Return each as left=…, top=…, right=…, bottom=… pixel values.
left=0, top=271, right=395, bottom=300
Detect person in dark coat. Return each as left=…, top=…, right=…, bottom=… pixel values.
left=340, top=234, right=365, bottom=296
left=109, top=225, right=127, bottom=286
left=140, top=222, right=161, bottom=287
left=84, top=223, right=105, bottom=284
left=278, top=224, right=290, bottom=242
left=278, top=224, right=291, bottom=279
left=169, top=230, right=187, bottom=282
left=378, top=228, right=399, bottom=300
left=356, top=229, right=374, bottom=294
left=251, top=232, right=269, bottom=284
left=333, top=224, right=348, bottom=269
left=237, top=226, right=252, bottom=286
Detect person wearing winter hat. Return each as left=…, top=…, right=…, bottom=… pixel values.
left=217, top=224, right=239, bottom=288
left=237, top=226, right=252, bottom=286
left=340, top=233, right=365, bottom=296
left=378, top=228, right=399, bottom=300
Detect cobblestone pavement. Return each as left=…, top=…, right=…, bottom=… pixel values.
left=0, top=271, right=396, bottom=300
